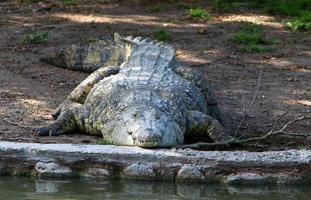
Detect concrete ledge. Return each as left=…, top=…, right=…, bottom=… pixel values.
left=0, top=142, right=311, bottom=184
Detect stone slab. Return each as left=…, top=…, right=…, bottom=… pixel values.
left=0, top=142, right=311, bottom=184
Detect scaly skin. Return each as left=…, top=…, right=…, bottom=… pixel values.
left=37, top=33, right=233, bottom=147
left=40, top=34, right=130, bottom=73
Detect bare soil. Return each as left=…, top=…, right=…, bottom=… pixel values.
left=0, top=0, right=310, bottom=150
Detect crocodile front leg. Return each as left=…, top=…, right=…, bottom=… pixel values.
left=173, top=65, right=222, bottom=123
left=37, top=102, right=83, bottom=136
left=186, top=111, right=233, bottom=143
left=53, top=66, right=119, bottom=119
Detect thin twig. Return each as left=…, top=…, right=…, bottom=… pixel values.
left=233, top=71, right=262, bottom=138
left=270, top=111, right=288, bottom=133
left=0, top=20, right=25, bottom=26
left=282, top=132, right=311, bottom=137
left=177, top=115, right=311, bottom=149
left=3, top=118, right=32, bottom=129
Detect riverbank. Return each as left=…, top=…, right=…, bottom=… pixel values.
left=0, top=0, right=310, bottom=151
left=1, top=141, right=311, bottom=184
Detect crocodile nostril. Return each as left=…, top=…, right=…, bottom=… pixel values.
left=128, top=131, right=133, bottom=135
left=145, top=128, right=153, bottom=132
left=132, top=112, right=138, bottom=118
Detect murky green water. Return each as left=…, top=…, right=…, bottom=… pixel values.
left=0, top=177, right=310, bottom=200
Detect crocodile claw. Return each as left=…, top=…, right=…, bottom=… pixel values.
left=35, top=126, right=61, bottom=137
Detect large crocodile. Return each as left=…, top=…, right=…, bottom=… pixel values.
left=37, top=33, right=233, bottom=147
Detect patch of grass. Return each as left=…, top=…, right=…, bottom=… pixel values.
left=232, top=23, right=274, bottom=53
left=285, top=12, right=311, bottom=32
left=241, top=44, right=271, bottom=53
left=211, top=0, right=310, bottom=32
left=211, top=0, right=310, bottom=16
left=233, top=24, right=266, bottom=44
left=253, top=0, right=310, bottom=17
left=63, top=0, right=79, bottom=5
left=154, top=29, right=171, bottom=42
left=243, top=23, right=263, bottom=33
left=245, top=0, right=311, bottom=32
left=233, top=32, right=266, bottom=45
left=23, top=31, right=49, bottom=44
left=211, top=0, right=311, bottom=14
left=211, top=0, right=230, bottom=12
left=188, top=8, right=211, bottom=21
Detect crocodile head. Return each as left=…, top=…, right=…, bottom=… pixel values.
left=107, top=102, right=184, bottom=148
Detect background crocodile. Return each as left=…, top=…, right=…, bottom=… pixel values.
left=37, top=33, right=233, bottom=147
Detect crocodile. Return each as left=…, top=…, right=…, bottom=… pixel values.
left=37, top=33, right=233, bottom=147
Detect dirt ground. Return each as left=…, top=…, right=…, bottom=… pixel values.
left=0, top=0, right=310, bottom=150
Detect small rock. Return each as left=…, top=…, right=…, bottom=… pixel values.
left=34, top=162, right=72, bottom=177
left=176, top=165, right=204, bottom=182
left=224, top=172, right=272, bottom=185
left=230, top=55, right=239, bottom=59
left=197, top=27, right=208, bottom=35
left=287, top=78, right=294, bottom=82
left=80, top=168, right=113, bottom=178
left=122, top=163, right=156, bottom=180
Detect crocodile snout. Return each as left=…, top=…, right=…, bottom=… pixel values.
left=132, top=131, right=162, bottom=147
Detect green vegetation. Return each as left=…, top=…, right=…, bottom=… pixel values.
left=211, top=0, right=310, bottom=32
left=255, top=0, right=310, bottom=32
left=232, top=23, right=273, bottom=53
left=23, top=31, right=49, bottom=44
left=188, top=8, right=211, bottom=21
left=154, top=29, right=171, bottom=42
left=250, top=0, right=310, bottom=16
left=211, top=0, right=310, bottom=15
left=285, top=13, right=311, bottom=31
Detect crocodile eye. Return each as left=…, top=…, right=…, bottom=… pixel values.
left=132, top=112, right=138, bottom=118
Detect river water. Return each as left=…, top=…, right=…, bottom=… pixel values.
left=0, top=177, right=310, bottom=200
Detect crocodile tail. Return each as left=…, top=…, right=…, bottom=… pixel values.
left=120, top=33, right=176, bottom=59
left=41, top=34, right=121, bottom=73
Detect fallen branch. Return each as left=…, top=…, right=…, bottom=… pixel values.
left=177, top=115, right=311, bottom=149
